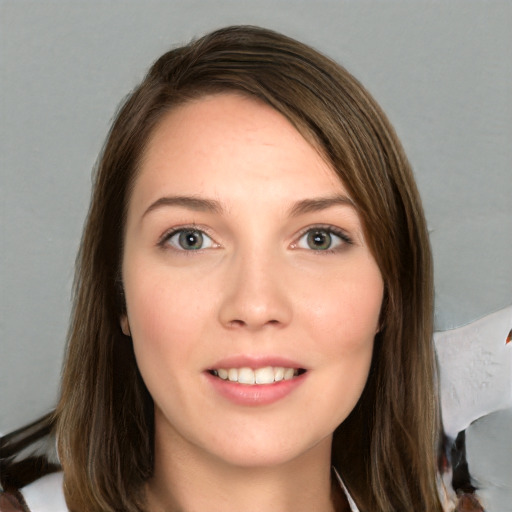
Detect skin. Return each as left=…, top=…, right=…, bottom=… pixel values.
left=121, top=93, right=384, bottom=512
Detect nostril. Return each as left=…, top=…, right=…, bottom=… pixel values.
left=227, top=318, right=281, bottom=329
left=228, top=319, right=246, bottom=328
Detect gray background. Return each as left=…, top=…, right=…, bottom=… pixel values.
left=1, top=0, right=511, bottom=484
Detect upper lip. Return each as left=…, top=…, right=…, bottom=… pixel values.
left=208, top=355, right=306, bottom=370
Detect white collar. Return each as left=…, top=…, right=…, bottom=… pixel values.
left=332, top=467, right=360, bottom=512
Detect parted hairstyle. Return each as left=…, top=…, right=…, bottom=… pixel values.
left=54, top=25, right=441, bottom=511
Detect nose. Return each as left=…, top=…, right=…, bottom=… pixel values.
left=217, top=249, right=293, bottom=330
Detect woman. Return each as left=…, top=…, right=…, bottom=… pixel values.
left=1, top=25, right=444, bottom=511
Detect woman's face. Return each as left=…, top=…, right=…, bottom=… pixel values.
left=122, top=93, right=383, bottom=468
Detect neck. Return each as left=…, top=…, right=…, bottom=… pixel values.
left=145, top=427, right=347, bottom=512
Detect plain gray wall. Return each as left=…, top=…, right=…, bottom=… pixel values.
left=1, top=0, right=511, bottom=446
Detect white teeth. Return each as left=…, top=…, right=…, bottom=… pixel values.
left=255, top=366, right=275, bottom=384
left=238, top=367, right=256, bottom=384
left=284, top=368, right=295, bottom=380
left=212, top=366, right=301, bottom=385
left=274, top=367, right=284, bottom=382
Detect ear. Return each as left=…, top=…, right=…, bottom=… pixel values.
left=120, top=315, right=131, bottom=336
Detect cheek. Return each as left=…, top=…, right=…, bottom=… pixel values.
left=123, top=268, right=212, bottom=369
left=298, top=262, right=382, bottom=423
left=304, top=268, right=383, bottom=355
left=308, top=280, right=381, bottom=422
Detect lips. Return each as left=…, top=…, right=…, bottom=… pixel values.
left=205, top=356, right=307, bottom=404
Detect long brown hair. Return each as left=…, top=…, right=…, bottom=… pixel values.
left=56, top=25, right=440, bottom=511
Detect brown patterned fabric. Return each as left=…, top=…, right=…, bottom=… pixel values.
left=455, top=492, right=486, bottom=512
left=0, top=491, right=29, bottom=512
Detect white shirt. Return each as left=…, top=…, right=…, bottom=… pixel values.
left=20, top=473, right=67, bottom=512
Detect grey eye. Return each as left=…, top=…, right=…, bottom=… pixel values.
left=297, top=229, right=344, bottom=251
left=167, top=229, right=214, bottom=250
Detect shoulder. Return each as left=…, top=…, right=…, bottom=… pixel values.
left=17, top=472, right=67, bottom=512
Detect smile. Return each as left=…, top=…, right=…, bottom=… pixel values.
left=209, top=366, right=305, bottom=385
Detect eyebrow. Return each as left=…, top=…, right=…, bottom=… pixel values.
left=142, top=193, right=355, bottom=219
left=288, top=195, right=355, bottom=216
left=143, top=196, right=224, bottom=218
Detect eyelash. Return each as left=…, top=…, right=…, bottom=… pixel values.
left=157, top=225, right=216, bottom=252
left=294, top=225, right=353, bottom=253
left=157, top=224, right=353, bottom=253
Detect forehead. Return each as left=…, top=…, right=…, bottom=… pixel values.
left=132, top=92, right=347, bottom=209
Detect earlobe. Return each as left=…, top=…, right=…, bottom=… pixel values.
left=120, top=316, right=131, bottom=336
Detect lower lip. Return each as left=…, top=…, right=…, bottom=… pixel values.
left=204, top=371, right=307, bottom=406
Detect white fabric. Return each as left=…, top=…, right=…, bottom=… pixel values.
left=20, top=470, right=359, bottom=511
left=435, top=304, right=512, bottom=438
left=21, top=472, right=68, bottom=512
left=332, top=467, right=360, bottom=512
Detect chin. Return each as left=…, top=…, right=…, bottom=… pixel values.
left=198, top=427, right=334, bottom=470
left=217, top=446, right=299, bottom=469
